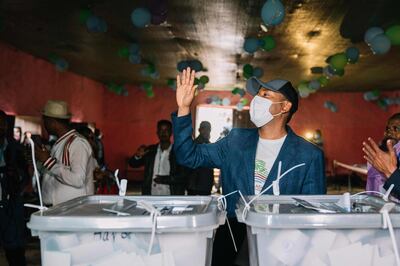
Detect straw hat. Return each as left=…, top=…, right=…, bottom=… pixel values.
left=42, top=100, right=71, bottom=119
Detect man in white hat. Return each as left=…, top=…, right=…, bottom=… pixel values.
left=35, top=100, right=96, bottom=205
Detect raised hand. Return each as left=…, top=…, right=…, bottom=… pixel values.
left=176, top=67, right=197, bottom=116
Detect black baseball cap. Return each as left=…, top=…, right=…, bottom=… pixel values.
left=246, top=77, right=299, bottom=114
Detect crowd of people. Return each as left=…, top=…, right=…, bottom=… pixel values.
left=0, top=68, right=399, bottom=266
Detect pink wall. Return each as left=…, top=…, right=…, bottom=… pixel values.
left=0, top=41, right=399, bottom=177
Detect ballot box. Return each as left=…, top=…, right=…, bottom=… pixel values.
left=236, top=195, right=400, bottom=266
left=28, top=195, right=224, bottom=266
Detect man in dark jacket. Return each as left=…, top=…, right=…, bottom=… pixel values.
left=187, top=121, right=214, bottom=195
left=0, top=110, right=29, bottom=266
left=128, top=120, right=186, bottom=195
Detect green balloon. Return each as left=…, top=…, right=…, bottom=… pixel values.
left=333, top=68, right=345, bottom=77
left=329, top=53, right=347, bottom=70
left=48, top=53, right=59, bottom=64
left=240, top=98, right=249, bottom=105
left=200, top=75, right=209, bottom=84
left=194, top=78, right=200, bottom=85
left=114, top=85, right=124, bottom=95
left=243, top=64, right=253, bottom=74
left=118, top=48, right=130, bottom=58
left=79, top=9, right=92, bottom=24
left=232, top=87, right=241, bottom=95
left=142, top=82, right=152, bottom=91
left=146, top=63, right=156, bottom=74
left=167, top=78, right=175, bottom=87
left=385, top=25, right=400, bottom=45
left=297, top=81, right=309, bottom=92
left=318, top=76, right=329, bottom=87
left=261, top=36, right=276, bottom=51
left=146, top=89, right=155, bottom=98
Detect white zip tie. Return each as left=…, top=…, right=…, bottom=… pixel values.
left=27, top=138, right=45, bottom=211
left=137, top=200, right=160, bottom=255
left=380, top=203, right=400, bottom=266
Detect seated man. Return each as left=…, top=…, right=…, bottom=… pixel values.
left=172, top=68, right=326, bottom=266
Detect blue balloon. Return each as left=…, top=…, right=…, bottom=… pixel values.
left=238, top=89, right=246, bottom=97
left=236, top=102, right=244, bottom=111
left=55, top=58, right=69, bottom=72
left=150, top=71, right=160, bottom=80
left=261, top=0, right=285, bottom=26
left=369, top=34, right=391, bottom=55
left=86, top=15, right=101, bottom=32
left=364, top=27, right=384, bottom=44
left=222, top=98, right=231, bottom=106
left=188, top=60, right=203, bottom=72
left=324, top=101, right=338, bottom=112
left=345, top=47, right=359, bottom=63
left=131, top=8, right=151, bottom=28
left=129, top=54, right=141, bottom=64
left=243, top=38, right=260, bottom=53
left=309, top=80, right=320, bottom=91
left=177, top=61, right=189, bottom=72
left=129, top=43, right=140, bottom=55
left=253, top=67, right=264, bottom=78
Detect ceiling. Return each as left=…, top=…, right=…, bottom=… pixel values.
left=1, top=0, right=400, bottom=92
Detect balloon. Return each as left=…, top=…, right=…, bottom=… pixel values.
left=232, top=87, right=241, bottom=95
left=377, top=99, right=388, bottom=110
left=238, top=89, right=246, bottom=97
left=253, top=67, right=264, bottom=78
left=55, top=58, right=69, bottom=72
left=118, top=48, right=130, bottom=58
left=329, top=53, right=347, bottom=70
left=317, top=76, right=329, bottom=87
left=324, top=101, right=338, bottom=112
left=122, top=88, right=129, bottom=96
left=150, top=71, right=160, bottom=79
left=308, top=80, right=320, bottom=91
left=243, top=64, right=254, bottom=79
left=188, top=60, right=203, bottom=72
left=79, top=9, right=92, bottom=24
left=142, top=82, right=152, bottom=91
left=364, top=27, right=384, bottom=44
left=177, top=61, right=189, bottom=72
left=243, top=38, right=260, bottom=53
left=260, top=35, right=276, bottom=51
left=323, top=66, right=335, bottom=78
left=86, top=15, right=101, bottom=32
left=385, top=25, right=400, bottom=45
left=363, top=90, right=380, bottom=101
left=194, top=78, right=200, bottom=85
left=131, top=8, right=151, bottom=28
left=222, top=98, right=231, bottom=106
left=345, top=47, right=359, bottom=63
left=129, top=54, right=141, bottom=64
left=114, top=85, right=123, bottom=95
left=261, top=0, right=285, bottom=26
left=200, top=75, right=209, bottom=84
left=240, top=98, right=249, bottom=105
left=333, top=68, right=345, bottom=77
left=236, top=102, right=244, bottom=111
left=146, top=63, right=156, bottom=74
left=129, top=43, right=140, bottom=55
left=310, top=67, right=323, bottom=74
left=167, top=78, right=176, bottom=90
left=205, top=97, right=212, bottom=104
left=369, top=34, right=391, bottom=55
left=197, top=82, right=205, bottom=90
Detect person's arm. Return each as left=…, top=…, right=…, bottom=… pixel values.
left=42, top=139, right=91, bottom=188
left=383, top=169, right=400, bottom=195
left=128, top=145, right=148, bottom=168
left=301, top=148, right=326, bottom=194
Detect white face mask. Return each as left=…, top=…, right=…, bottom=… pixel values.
left=250, top=95, right=284, bottom=128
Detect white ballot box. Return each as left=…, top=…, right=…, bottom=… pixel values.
left=28, top=196, right=224, bottom=266
left=236, top=195, right=400, bottom=266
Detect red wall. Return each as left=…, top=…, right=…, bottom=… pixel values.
left=0, top=41, right=399, bottom=177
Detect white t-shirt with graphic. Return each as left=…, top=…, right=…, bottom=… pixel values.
left=254, top=135, right=287, bottom=195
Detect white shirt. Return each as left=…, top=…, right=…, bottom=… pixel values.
left=151, top=144, right=172, bottom=195
left=254, top=135, right=287, bottom=195
left=41, top=130, right=96, bottom=205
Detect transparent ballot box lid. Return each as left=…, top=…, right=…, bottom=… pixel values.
left=236, top=195, right=400, bottom=229
left=28, top=195, right=224, bottom=233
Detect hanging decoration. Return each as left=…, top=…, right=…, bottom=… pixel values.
left=49, top=54, right=69, bottom=72
left=141, top=82, right=154, bottom=98
left=324, top=101, right=338, bottom=113
left=131, top=8, right=151, bottom=28
left=82, top=9, right=108, bottom=33
left=261, top=0, right=285, bottom=26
